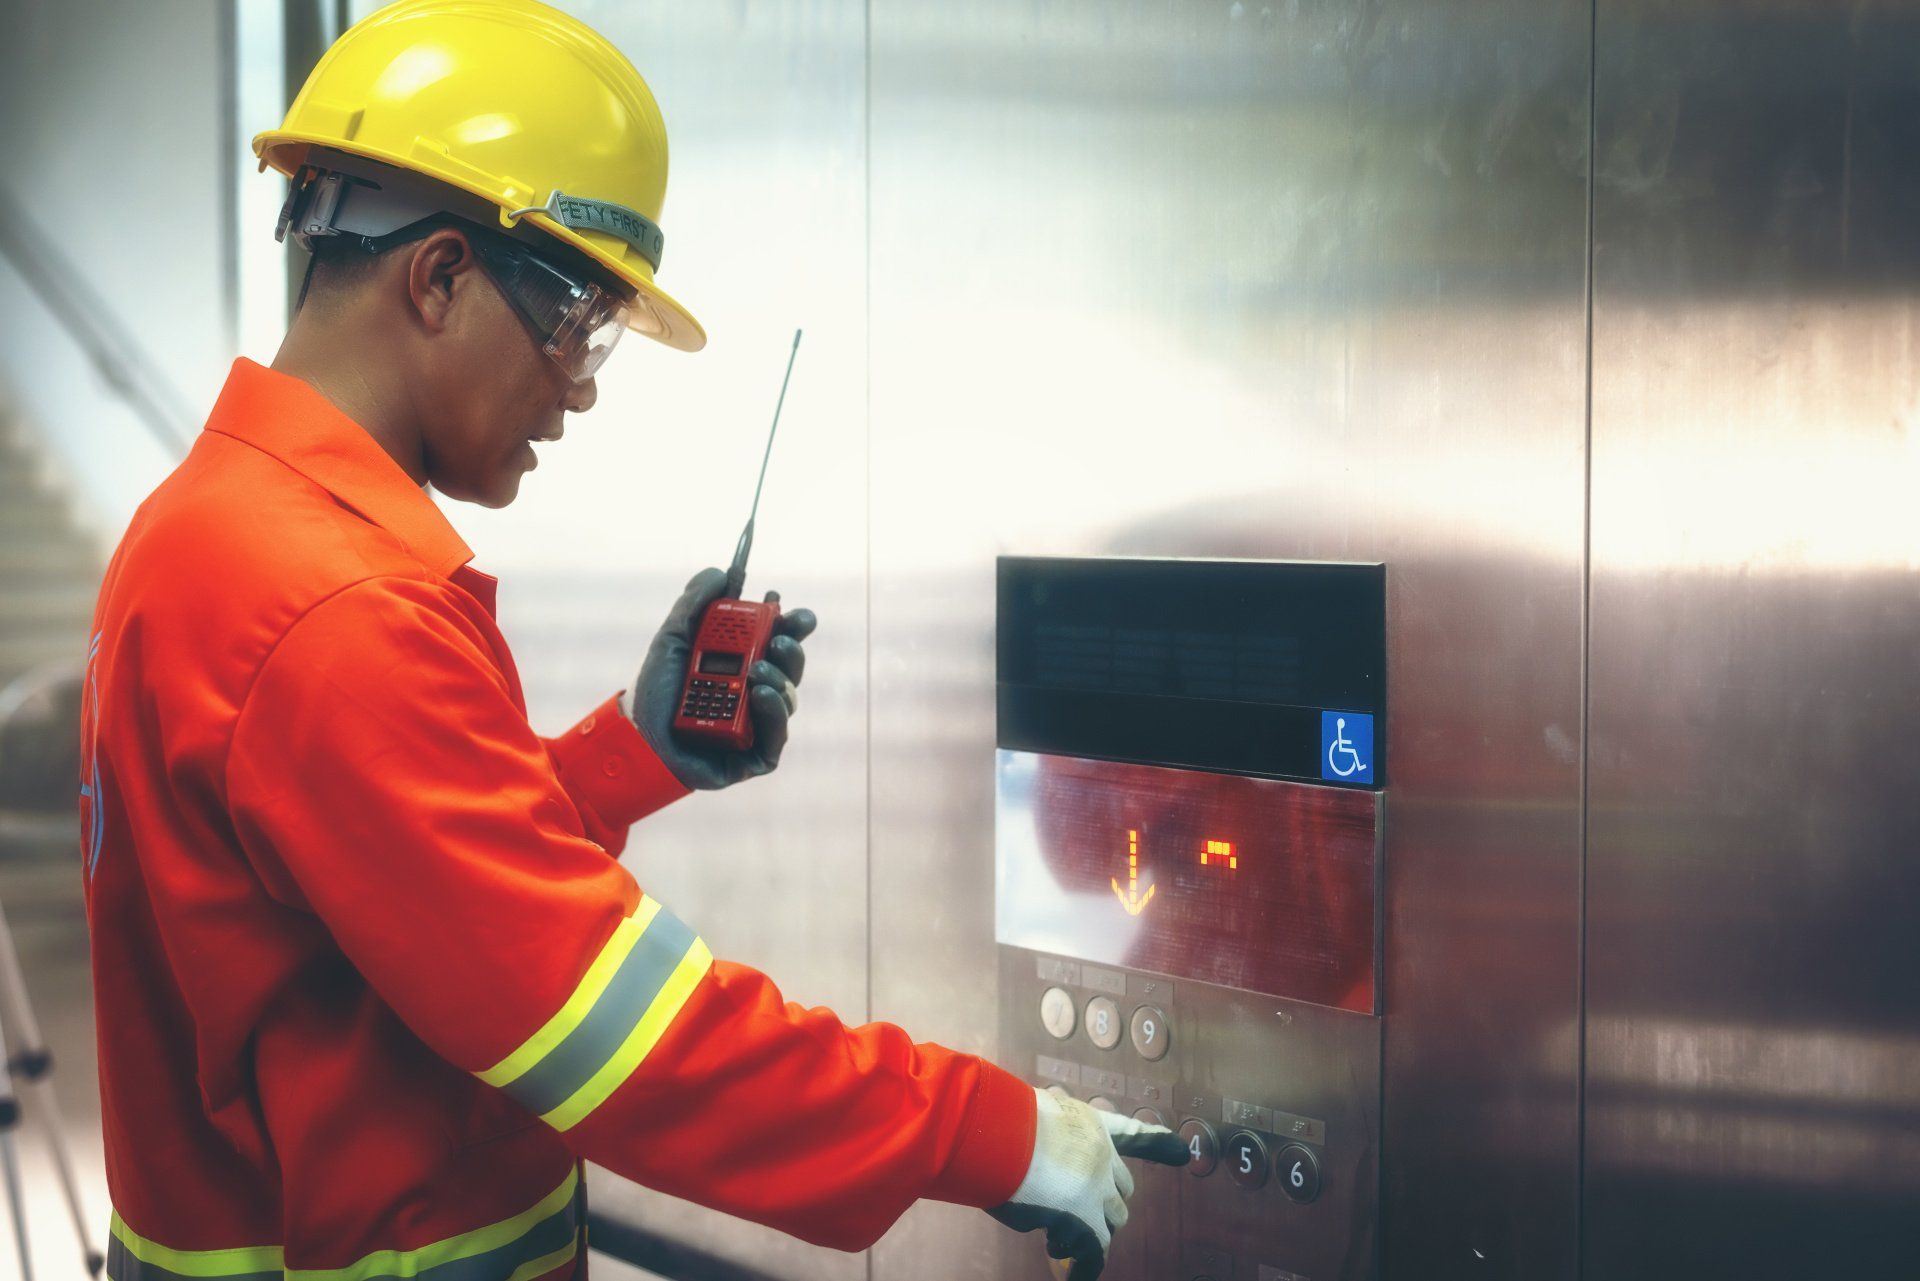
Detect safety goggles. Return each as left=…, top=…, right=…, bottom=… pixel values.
left=465, top=232, right=632, bottom=384
left=284, top=172, right=633, bottom=384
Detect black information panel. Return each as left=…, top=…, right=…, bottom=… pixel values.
left=997, top=557, right=1386, bottom=786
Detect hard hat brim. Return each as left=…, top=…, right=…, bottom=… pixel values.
left=255, top=131, right=708, bottom=353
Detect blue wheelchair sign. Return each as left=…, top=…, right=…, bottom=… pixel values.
left=1320, top=711, right=1374, bottom=784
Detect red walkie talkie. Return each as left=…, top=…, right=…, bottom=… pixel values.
left=672, top=329, right=802, bottom=752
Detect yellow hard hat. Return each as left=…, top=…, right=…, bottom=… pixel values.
left=254, top=0, right=704, bottom=352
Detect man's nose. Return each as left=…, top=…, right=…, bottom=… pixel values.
left=564, top=376, right=598, bottom=414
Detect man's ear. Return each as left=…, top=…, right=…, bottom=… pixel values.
left=404, top=228, right=480, bottom=333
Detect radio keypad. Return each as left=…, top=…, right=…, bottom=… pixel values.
left=680, top=677, right=740, bottom=721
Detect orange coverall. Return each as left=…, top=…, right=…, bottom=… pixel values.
left=78, top=357, right=1034, bottom=1280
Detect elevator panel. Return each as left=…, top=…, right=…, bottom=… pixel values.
left=993, top=558, right=1385, bottom=1281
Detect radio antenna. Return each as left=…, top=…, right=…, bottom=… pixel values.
left=725, top=328, right=802, bottom=598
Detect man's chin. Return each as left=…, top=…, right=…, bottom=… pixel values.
left=434, top=471, right=521, bottom=509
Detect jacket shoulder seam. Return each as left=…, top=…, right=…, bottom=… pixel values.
left=219, top=570, right=462, bottom=807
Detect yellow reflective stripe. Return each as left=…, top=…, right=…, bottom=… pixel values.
left=477, top=899, right=661, bottom=1088
left=283, top=1167, right=577, bottom=1281
left=109, top=1213, right=283, bottom=1276
left=543, top=937, right=713, bottom=1132
left=107, top=1169, right=577, bottom=1281
left=502, top=1244, right=578, bottom=1281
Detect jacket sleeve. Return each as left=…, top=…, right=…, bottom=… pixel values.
left=540, top=691, right=689, bottom=858
left=223, top=574, right=1035, bottom=1250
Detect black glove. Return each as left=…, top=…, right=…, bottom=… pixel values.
left=987, top=1087, right=1190, bottom=1281
left=629, top=567, right=816, bottom=790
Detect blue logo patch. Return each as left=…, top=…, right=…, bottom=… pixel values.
left=1321, top=711, right=1374, bottom=784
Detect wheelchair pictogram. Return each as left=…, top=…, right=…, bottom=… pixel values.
left=1320, top=710, right=1374, bottom=783
left=1328, top=718, right=1364, bottom=777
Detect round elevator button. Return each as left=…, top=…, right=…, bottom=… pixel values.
left=1223, top=1130, right=1269, bottom=1189
left=1131, top=1106, right=1166, bottom=1129
left=1039, top=986, right=1076, bottom=1040
left=1088, top=1096, right=1117, bottom=1113
left=1085, top=996, right=1121, bottom=1050
left=1128, top=1005, right=1169, bottom=1060
left=1276, top=1143, right=1322, bottom=1203
left=1177, top=1119, right=1218, bottom=1177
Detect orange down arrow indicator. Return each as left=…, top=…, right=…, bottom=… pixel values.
left=1112, top=828, right=1156, bottom=916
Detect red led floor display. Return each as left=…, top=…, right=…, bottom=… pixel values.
left=996, top=750, right=1380, bottom=1013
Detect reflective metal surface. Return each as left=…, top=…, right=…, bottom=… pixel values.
left=995, top=751, right=1380, bottom=1013
left=506, top=4, right=870, bottom=1279
left=999, top=941, right=1383, bottom=1281
left=536, top=1, right=1920, bottom=1277
left=7, top=0, right=1913, bottom=1273
left=997, top=748, right=1385, bottom=1279
left=1585, top=2, right=1920, bottom=1273
left=868, top=2, right=1590, bottom=1278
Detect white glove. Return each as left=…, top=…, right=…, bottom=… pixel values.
left=987, top=1086, right=1189, bottom=1280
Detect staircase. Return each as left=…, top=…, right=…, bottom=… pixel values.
left=0, top=401, right=113, bottom=1281
left=0, top=403, right=104, bottom=864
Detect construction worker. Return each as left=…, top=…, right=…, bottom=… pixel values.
left=76, top=3, right=1183, bottom=1280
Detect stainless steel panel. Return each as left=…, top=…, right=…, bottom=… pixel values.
left=995, top=751, right=1380, bottom=1014
left=996, top=751, right=1384, bottom=1278
left=999, top=944, right=1382, bottom=1281
left=500, top=4, right=870, bottom=1279
left=868, top=3, right=1591, bottom=1279
left=1587, top=3, right=1920, bottom=1274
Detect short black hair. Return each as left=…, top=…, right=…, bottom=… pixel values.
left=307, top=234, right=390, bottom=289
left=293, top=234, right=401, bottom=313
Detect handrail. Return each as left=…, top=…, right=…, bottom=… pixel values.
left=0, top=182, right=197, bottom=457
left=584, top=1214, right=792, bottom=1281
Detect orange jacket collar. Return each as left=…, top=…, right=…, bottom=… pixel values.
left=203, top=357, right=475, bottom=579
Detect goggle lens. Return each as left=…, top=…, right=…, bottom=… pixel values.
left=472, top=235, right=631, bottom=384
left=544, top=292, right=630, bottom=383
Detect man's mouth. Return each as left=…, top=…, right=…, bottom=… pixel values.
left=528, top=423, right=565, bottom=443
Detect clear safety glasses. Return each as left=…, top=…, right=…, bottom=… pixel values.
left=466, top=233, right=632, bottom=384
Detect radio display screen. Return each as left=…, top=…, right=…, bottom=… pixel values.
left=995, top=750, right=1380, bottom=1012
left=698, top=652, right=745, bottom=675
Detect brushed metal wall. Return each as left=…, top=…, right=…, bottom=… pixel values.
left=520, top=1, right=1920, bottom=1278
left=1585, top=2, right=1920, bottom=1275
left=867, top=2, right=1590, bottom=1279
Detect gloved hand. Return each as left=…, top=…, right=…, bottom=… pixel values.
left=628, top=567, right=816, bottom=790
left=988, top=1086, right=1189, bottom=1280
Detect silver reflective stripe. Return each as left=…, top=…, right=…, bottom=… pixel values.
left=498, top=908, right=699, bottom=1116
left=507, top=191, right=664, bottom=271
